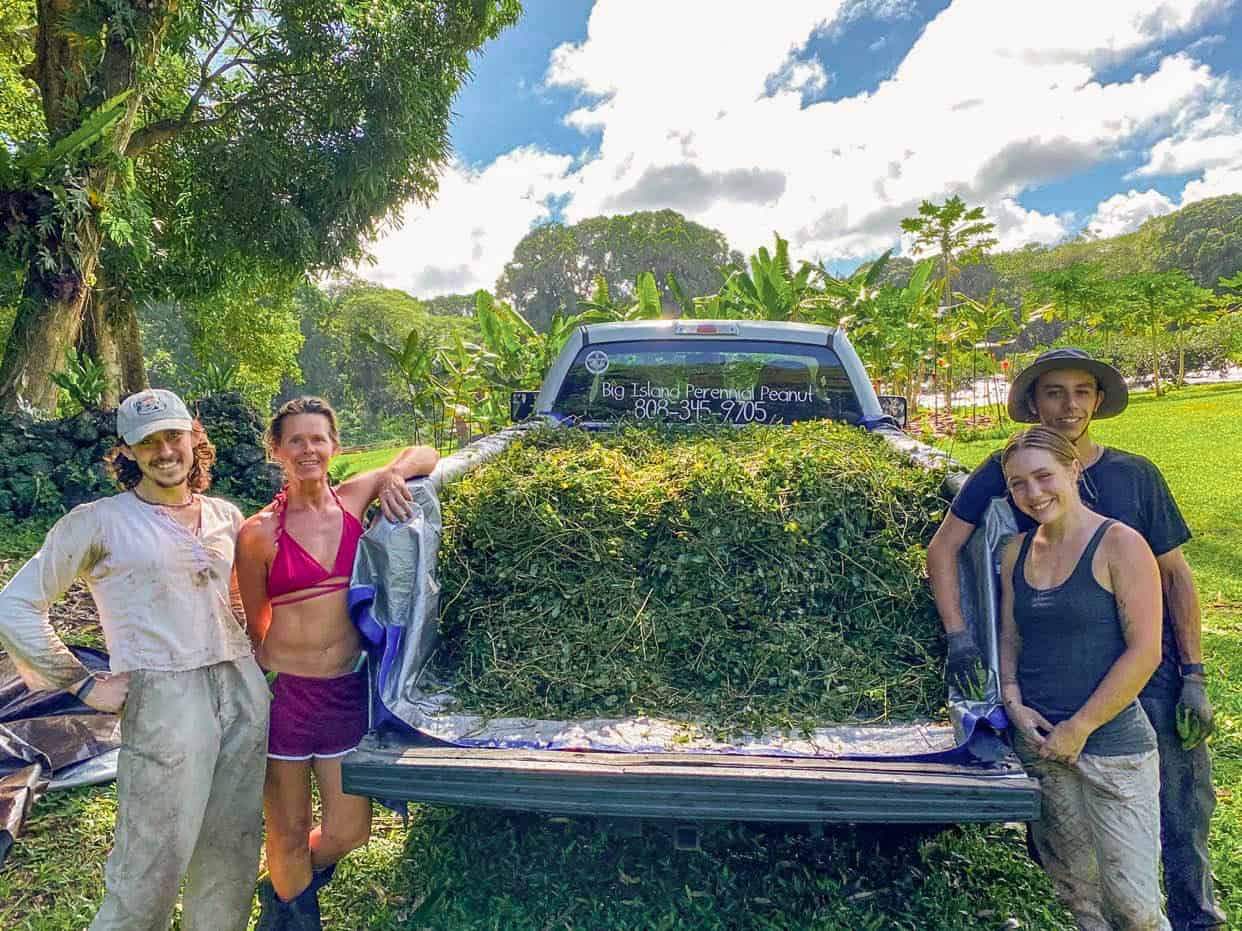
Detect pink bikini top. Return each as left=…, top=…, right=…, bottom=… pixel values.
left=267, top=487, right=364, bottom=607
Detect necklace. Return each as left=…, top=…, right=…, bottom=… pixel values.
left=133, top=489, right=196, bottom=508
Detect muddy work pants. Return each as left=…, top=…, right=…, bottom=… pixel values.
left=90, top=658, right=269, bottom=931
left=1016, top=734, right=1170, bottom=931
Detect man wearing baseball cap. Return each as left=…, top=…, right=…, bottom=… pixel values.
left=927, top=349, right=1225, bottom=929
left=0, top=389, right=268, bottom=930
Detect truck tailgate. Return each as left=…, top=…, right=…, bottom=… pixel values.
left=342, top=735, right=1040, bottom=824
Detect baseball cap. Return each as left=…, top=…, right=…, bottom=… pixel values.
left=117, top=389, right=194, bottom=445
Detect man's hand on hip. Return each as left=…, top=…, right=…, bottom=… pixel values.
left=78, top=672, right=131, bottom=714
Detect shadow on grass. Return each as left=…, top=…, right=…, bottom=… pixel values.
left=322, top=807, right=1071, bottom=930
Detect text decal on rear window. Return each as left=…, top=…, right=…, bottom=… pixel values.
left=552, top=339, right=861, bottom=426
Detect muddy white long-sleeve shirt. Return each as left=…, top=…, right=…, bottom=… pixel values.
left=0, top=491, right=253, bottom=690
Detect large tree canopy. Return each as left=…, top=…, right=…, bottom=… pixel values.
left=0, top=0, right=520, bottom=412
left=290, top=279, right=478, bottom=438
left=495, top=209, right=742, bottom=331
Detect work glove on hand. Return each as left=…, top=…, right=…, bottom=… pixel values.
left=1176, top=675, right=1214, bottom=750
left=945, top=630, right=984, bottom=696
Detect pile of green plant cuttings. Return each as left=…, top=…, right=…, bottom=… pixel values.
left=436, top=422, right=950, bottom=735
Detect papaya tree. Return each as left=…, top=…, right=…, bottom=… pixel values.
left=900, top=196, right=997, bottom=410
left=1027, top=262, right=1111, bottom=345
left=1117, top=270, right=1212, bottom=396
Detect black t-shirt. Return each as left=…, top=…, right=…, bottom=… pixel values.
left=951, top=447, right=1191, bottom=698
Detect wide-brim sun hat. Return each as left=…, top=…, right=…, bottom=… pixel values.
left=1007, top=348, right=1128, bottom=423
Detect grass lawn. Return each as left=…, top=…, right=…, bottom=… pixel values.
left=1, top=382, right=1238, bottom=929
left=330, top=446, right=411, bottom=483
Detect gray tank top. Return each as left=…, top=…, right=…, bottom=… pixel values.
left=1013, top=520, right=1155, bottom=757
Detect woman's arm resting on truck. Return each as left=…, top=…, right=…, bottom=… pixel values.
left=339, top=445, right=441, bottom=522
left=1041, top=524, right=1162, bottom=764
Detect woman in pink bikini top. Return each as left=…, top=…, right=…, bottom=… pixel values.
left=235, top=396, right=438, bottom=922
left=266, top=484, right=364, bottom=608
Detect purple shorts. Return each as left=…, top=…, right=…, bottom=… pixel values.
left=265, top=667, right=368, bottom=761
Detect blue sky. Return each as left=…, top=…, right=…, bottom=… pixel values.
left=365, top=0, right=1242, bottom=297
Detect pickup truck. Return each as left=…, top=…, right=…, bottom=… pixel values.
left=341, top=319, right=1039, bottom=827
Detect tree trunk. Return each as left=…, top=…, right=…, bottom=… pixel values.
left=942, top=255, right=954, bottom=413
left=80, top=275, right=148, bottom=407
left=0, top=225, right=100, bottom=412
left=0, top=0, right=168, bottom=414
left=1176, top=333, right=1186, bottom=388
left=1150, top=323, right=1163, bottom=397
left=970, top=347, right=978, bottom=426
left=0, top=292, right=88, bottom=413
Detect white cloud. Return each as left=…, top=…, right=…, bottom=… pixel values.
left=1085, top=189, right=1177, bottom=238
left=549, top=0, right=1224, bottom=259
left=363, top=0, right=1239, bottom=293
left=357, top=148, right=574, bottom=297
left=1180, top=162, right=1242, bottom=203
left=1132, top=102, right=1240, bottom=176
left=776, top=60, right=831, bottom=96
left=989, top=199, right=1072, bottom=250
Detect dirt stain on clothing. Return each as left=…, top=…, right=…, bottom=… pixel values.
left=82, top=542, right=110, bottom=575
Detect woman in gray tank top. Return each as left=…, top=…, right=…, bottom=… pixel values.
left=998, top=427, right=1169, bottom=931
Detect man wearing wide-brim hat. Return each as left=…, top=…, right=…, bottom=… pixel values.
left=927, top=348, right=1225, bottom=930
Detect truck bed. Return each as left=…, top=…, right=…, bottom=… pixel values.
left=342, top=734, right=1040, bottom=824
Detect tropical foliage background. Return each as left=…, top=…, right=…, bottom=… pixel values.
left=1, top=4, right=1241, bottom=929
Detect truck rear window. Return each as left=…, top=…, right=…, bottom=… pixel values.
left=551, top=339, right=862, bottom=425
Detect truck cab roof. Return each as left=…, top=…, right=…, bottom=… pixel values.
left=578, top=319, right=840, bottom=345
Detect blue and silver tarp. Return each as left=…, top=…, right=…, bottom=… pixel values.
left=348, top=426, right=1017, bottom=767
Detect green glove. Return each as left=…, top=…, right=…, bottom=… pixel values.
left=1175, top=676, right=1214, bottom=750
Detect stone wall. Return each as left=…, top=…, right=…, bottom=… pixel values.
left=0, top=392, right=282, bottom=520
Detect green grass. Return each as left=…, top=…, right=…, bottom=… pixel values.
left=330, top=446, right=409, bottom=483
left=1, top=382, right=1238, bottom=929
left=0, top=516, right=54, bottom=562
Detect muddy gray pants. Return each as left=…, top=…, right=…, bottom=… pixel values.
left=90, top=658, right=269, bottom=931
left=1016, top=734, right=1170, bottom=931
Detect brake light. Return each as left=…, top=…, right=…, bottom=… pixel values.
left=674, top=322, right=740, bottom=335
